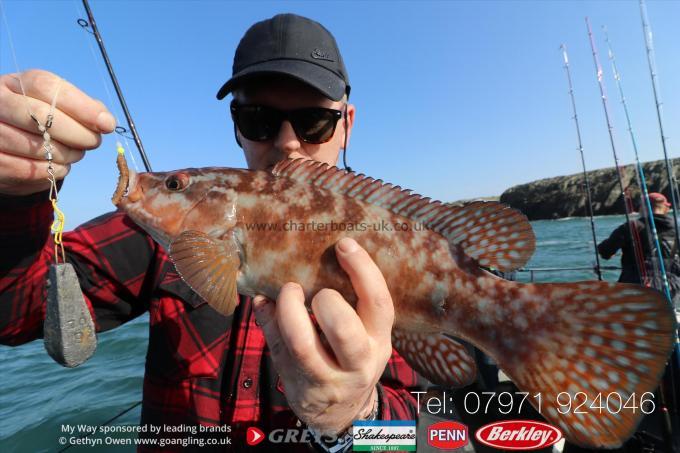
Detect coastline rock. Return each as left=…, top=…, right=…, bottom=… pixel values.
left=499, top=159, right=680, bottom=220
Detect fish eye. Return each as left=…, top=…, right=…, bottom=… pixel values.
left=164, top=173, right=190, bottom=191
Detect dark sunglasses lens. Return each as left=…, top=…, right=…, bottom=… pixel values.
left=234, top=106, right=282, bottom=141
left=290, top=109, right=339, bottom=144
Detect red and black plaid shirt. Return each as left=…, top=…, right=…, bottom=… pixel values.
left=0, top=191, right=423, bottom=451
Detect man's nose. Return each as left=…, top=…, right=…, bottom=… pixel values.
left=274, top=120, right=302, bottom=157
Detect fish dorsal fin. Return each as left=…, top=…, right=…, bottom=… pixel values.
left=272, top=158, right=535, bottom=271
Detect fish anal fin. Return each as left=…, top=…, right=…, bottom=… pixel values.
left=392, top=329, right=477, bottom=388
left=272, top=158, right=535, bottom=272
left=169, top=230, right=240, bottom=316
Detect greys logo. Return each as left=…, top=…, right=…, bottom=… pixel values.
left=268, top=428, right=340, bottom=444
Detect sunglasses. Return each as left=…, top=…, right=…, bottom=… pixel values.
left=230, top=102, right=344, bottom=144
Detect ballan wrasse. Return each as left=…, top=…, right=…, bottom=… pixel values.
left=113, top=158, right=677, bottom=448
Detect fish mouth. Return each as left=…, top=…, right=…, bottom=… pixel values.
left=111, top=148, right=145, bottom=207
left=113, top=168, right=141, bottom=207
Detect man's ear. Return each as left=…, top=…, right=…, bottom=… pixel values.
left=342, top=104, right=356, bottom=171
left=343, top=103, right=356, bottom=149
left=234, top=123, right=243, bottom=148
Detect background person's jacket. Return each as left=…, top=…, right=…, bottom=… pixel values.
left=597, top=213, right=677, bottom=284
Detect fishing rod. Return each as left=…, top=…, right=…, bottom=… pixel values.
left=639, top=2, right=680, bottom=450
left=78, top=0, right=152, bottom=172
left=560, top=44, right=602, bottom=281
left=72, top=0, right=152, bottom=437
left=639, top=0, right=679, bottom=253
left=602, top=28, right=670, bottom=298
left=604, top=26, right=678, bottom=453
left=585, top=17, right=647, bottom=285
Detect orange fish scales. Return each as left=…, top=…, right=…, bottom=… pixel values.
left=114, top=159, right=677, bottom=449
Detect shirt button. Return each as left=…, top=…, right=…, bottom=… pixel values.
left=243, top=377, right=253, bottom=388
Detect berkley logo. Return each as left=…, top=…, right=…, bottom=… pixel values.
left=427, top=421, right=468, bottom=450
left=475, top=420, right=562, bottom=450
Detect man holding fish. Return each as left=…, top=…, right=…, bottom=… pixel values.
left=1, top=12, right=678, bottom=453
left=0, top=13, right=422, bottom=451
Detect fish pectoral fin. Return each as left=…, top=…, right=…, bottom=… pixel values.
left=169, top=230, right=240, bottom=316
left=392, top=329, right=477, bottom=388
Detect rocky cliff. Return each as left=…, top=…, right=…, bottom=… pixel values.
left=499, top=159, right=680, bottom=220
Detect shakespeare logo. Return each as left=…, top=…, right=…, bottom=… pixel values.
left=352, top=420, right=416, bottom=451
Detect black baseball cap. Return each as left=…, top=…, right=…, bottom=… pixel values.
left=216, top=14, right=350, bottom=102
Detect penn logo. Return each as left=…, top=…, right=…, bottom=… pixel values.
left=427, top=421, right=468, bottom=450
left=475, top=420, right=562, bottom=450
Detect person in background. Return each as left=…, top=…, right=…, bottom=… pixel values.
left=586, top=192, right=679, bottom=453
left=598, top=192, right=677, bottom=285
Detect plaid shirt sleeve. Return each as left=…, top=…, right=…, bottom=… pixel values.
left=1, top=189, right=423, bottom=451
left=377, top=342, right=425, bottom=423
left=0, top=190, right=160, bottom=345
left=377, top=367, right=421, bottom=421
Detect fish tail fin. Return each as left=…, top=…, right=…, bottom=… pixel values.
left=475, top=280, right=676, bottom=448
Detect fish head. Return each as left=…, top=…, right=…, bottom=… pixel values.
left=115, top=168, right=240, bottom=248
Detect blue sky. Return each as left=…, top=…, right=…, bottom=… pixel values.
left=1, top=0, right=679, bottom=229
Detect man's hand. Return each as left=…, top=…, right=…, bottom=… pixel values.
left=0, top=69, right=116, bottom=196
left=253, top=237, right=395, bottom=435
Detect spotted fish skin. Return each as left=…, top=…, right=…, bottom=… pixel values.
left=115, top=158, right=677, bottom=449
left=118, top=164, right=500, bottom=328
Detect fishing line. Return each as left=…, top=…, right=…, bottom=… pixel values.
left=77, top=0, right=152, bottom=172
left=640, top=0, right=680, bottom=293
left=585, top=17, right=648, bottom=285
left=639, top=2, right=680, bottom=447
left=71, top=0, right=140, bottom=173
left=0, top=0, right=97, bottom=367
left=559, top=44, right=602, bottom=281
left=602, top=26, right=671, bottom=299
left=3, top=0, right=144, bottom=444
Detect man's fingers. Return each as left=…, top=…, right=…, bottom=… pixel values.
left=0, top=151, right=70, bottom=190
left=335, top=238, right=395, bottom=342
left=252, top=295, right=294, bottom=372
left=4, top=71, right=115, bottom=133
left=0, top=151, right=72, bottom=179
left=0, top=122, right=85, bottom=165
left=311, top=288, right=370, bottom=371
left=276, top=283, right=334, bottom=377
left=0, top=84, right=104, bottom=151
